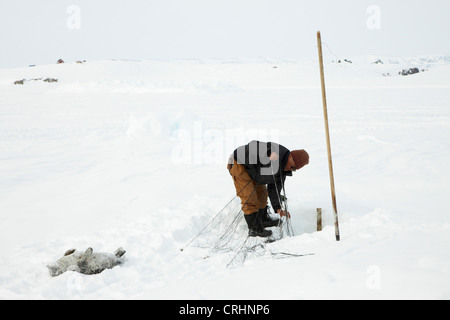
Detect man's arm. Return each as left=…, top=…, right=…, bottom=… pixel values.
left=267, top=175, right=285, bottom=213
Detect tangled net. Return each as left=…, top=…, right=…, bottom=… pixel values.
left=183, top=196, right=297, bottom=268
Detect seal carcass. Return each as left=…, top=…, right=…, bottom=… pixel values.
left=47, top=247, right=126, bottom=277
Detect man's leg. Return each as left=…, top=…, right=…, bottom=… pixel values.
left=229, top=161, right=257, bottom=215
left=255, top=185, right=279, bottom=228
left=228, top=162, right=272, bottom=237
left=255, top=185, right=268, bottom=210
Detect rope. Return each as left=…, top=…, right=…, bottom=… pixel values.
left=271, top=252, right=314, bottom=259
left=271, top=165, right=295, bottom=238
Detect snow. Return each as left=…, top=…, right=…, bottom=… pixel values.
left=0, top=55, right=449, bottom=300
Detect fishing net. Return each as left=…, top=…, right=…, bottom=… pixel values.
left=183, top=195, right=296, bottom=268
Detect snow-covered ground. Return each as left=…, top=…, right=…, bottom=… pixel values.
left=0, top=55, right=449, bottom=299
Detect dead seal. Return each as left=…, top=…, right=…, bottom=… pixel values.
left=47, top=247, right=126, bottom=277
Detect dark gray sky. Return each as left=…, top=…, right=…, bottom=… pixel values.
left=1, top=0, right=449, bottom=68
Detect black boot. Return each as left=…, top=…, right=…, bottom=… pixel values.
left=258, top=206, right=280, bottom=228
left=244, top=212, right=272, bottom=238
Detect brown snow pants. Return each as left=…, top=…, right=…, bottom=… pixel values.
left=228, top=160, right=268, bottom=215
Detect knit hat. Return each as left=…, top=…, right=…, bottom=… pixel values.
left=290, top=150, right=309, bottom=170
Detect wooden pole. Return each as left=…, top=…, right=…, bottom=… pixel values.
left=316, top=208, right=322, bottom=232
left=317, top=31, right=340, bottom=241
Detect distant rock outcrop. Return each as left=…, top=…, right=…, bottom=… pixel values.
left=13, top=77, right=58, bottom=85
left=400, top=68, right=420, bottom=76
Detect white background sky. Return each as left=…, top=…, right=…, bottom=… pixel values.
left=0, top=0, right=449, bottom=68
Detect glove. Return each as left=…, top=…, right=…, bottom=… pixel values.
left=277, top=209, right=291, bottom=218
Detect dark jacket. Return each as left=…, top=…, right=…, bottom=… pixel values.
left=233, top=140, right=292, bottom=212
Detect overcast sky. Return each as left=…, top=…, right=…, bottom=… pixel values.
left=0, top=0, right=449, bottom=68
